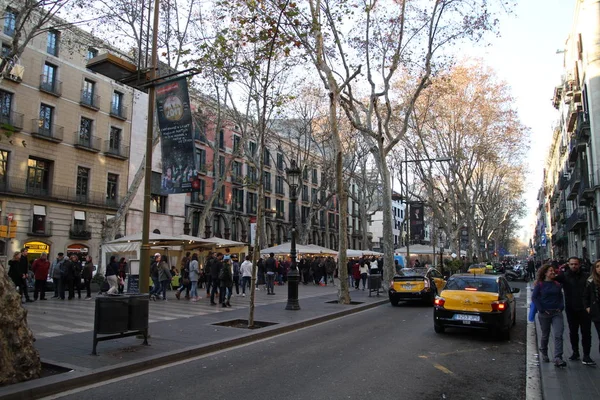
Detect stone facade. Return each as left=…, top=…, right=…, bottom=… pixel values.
left=0, top=2, right=131, bottom=263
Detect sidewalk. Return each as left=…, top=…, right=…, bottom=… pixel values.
left=0, top=282, right=387, bottom=400
left=529, top=284, right=600, bottom=400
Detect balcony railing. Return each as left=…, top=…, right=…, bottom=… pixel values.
left=567, top=168, right=582, bottom=200
left=575, top=112, right=590, bottom=142
left=104, top=140, right=129, bottom=159
left=566, top=206, right=587, bottom=232
left=74, top=133, right=101, bottom=152
left=0, top=111, right=23, bottom=131
left=568, top=136, right=578, bottom=164
left=0, top=179, right=121, bottom=209
left=39, top=74, right=62, bottom=96
left=80, top=90, right=100, bottom=110
left=31, top=119, right=64, bottom=142
left=110, top=103, right=128, bottom=120
left=27, top=220, right=53, bottom=237
left=69, top=226, right=91, bottom=240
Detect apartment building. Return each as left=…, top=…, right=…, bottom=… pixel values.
left=535, top=0, right=600, bottom=262
left=0, top=3, right=131, bottom=262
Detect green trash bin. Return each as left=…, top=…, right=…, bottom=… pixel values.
left=128, top=294, right=149, bottom=331
left=94, top=296, right=129, bottom=334
left=368, top=273, right=382, bottom=297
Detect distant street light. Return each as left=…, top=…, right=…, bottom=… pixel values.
left=285, top=160, right=301, bottom=310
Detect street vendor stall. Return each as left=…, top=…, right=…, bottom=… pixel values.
left=260, top=242, right=337, bottom=256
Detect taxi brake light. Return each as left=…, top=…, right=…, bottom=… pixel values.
left=491, top=301, right=507, bottom=311
left=464, top=287, right=478, bottom=291
left=434, top=297, right=445, bottom=307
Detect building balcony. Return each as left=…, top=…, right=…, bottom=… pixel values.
left=568, top=136, right=578, bottom=164
left=559, top=173, right=569, bottom=190
left=0, top=179, right=121, bottom=209
left=575, top=112, right=590, bottom=143
left=69, top=226, right=91, bottom=240
left=578, top=173, right=594, bottom=206
left=39, top=75, right=62, bottom=97
left=27, top=220, right=53, bottom=237
left=31, top=119, right=63, bottom=142
left=566, top=206, right=587, bottom=232
left=110, top=103, right=128, bottom=120
left=566, top=102, right=581, bottom=133
left=104, top=140, right=129, bottom=160
left=74, top=133, right=101, bottom=153
left=0, top=110, right=23, bottom=131
left=567, top=169, right=581, bottom=200
left=80, top=90, right=100, bottom=110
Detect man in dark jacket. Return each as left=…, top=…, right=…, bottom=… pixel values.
left=19, top=248, right=32, bottom=302
left=556, top=256, right=595, bottom=365
left=209, top=253, right=222, bottom=305
left=265, top=253, right=277, bottom=295
left=61, top=255, right=76, bottom=300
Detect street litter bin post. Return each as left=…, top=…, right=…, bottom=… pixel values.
left=369, top=273, right=381, bottom=297
left=92, top=294, right=149, bottom=355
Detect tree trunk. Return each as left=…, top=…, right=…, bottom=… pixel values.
left=378, top=154, right=394, bottom=288
left=0, top=261, right=41, bottom=386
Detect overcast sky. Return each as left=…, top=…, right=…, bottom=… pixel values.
left=471, top=0, right=576, bottom=242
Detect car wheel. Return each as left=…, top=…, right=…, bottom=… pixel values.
left=390, top=297, right=399, bottom=307
left=434, top=323, right=445, bottom=334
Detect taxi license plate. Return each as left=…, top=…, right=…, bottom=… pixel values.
left=454, top=314, right=480, bottom=322
left=402, top=285, right=413, bottom=290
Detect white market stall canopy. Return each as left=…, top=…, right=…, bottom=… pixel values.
left=101, top=232, right=185, bottom=274
left=347, top=249, right=384, bottom=258
left=394, top=244, right=448, bottom=255
left=260, top=242, right=338, bottom=256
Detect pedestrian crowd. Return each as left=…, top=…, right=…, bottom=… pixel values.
left=7, top=248, right=96, bottom=302
left=531, top=256, right=600, bottom=368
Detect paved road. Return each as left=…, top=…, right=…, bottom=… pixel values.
left=51, top=282, right=528, bottom=400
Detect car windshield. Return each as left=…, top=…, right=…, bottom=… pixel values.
left=398, top=268, right=427, bottom=277
left=445, top=277, right=499, bottom=293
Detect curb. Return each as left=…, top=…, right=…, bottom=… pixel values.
left=0, top=298, right=388, bottom=400
left=525, top=284, right=542, bottom=400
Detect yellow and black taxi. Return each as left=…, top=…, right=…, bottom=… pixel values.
left=466, top=263, right=488, bottom=274
left=433, top=273, right=519, bottom=340
left=388, top=267, right=446, bottom=306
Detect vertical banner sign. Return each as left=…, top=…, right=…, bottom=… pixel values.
left=410, top=203, right=424, bottom=241
left=155, top=77, right=195, bottom=194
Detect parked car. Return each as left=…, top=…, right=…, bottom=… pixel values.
left=388, top=267, right=446, bottom=306
left=433, top=273, right=519, bottom=340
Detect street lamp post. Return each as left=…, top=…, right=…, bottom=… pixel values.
left=285, top=160, right=301, bottom=310
left=399, top=150, right=452, bottom=267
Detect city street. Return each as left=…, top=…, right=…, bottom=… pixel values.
left=49, top=282, right=528, bottom=400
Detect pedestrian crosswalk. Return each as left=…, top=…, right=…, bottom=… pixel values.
left=24, top=283, right=339, bottom=338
